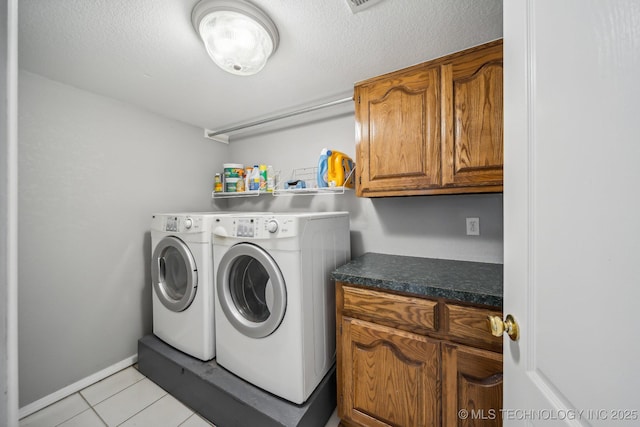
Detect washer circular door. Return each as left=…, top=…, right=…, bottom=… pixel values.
left=151, top=236, right=198, bottom=312
left=217, top=243, right=287, bottom=338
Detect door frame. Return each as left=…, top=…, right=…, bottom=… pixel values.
left=1, top=1, right=19, bottom=425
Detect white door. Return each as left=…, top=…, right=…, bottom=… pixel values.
left=503, top=1, right=640, bottom=425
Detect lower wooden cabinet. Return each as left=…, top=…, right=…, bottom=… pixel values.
left=340, top=318, right=440, bottom=427
left=442, top=343, right=503, bottom=427
left=336, top=282, right=503, bottom=427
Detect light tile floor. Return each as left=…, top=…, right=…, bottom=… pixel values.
left=20, top=366, right=341, bottom=427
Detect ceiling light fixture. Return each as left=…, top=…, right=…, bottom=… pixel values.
left=192, top=0, right=279, bottom=76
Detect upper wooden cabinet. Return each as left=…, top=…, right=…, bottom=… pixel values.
left=355, top=64, right=442, bottom=195
left=442, top=41, right=503, bottom=188
left=355, top=39, right=503, bottom=197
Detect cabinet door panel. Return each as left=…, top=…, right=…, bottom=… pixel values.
left=442, top=343, right=503, bottom=427
left=369, top=88, right=427, bottom=179
left=341, top=317, right=440, bottom=427
left=442, top=42, right=504, bottom=187
left=356, top=66, right=441, bottom=197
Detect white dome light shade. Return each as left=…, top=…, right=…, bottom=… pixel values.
left=192, top=0, right=279, bottom=76
left=199, top=11, right=272, bottom=75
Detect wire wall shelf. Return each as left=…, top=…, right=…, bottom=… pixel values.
left=211, top=166, right=354, bottom=198
left=272, top=167, right=354, bottom=196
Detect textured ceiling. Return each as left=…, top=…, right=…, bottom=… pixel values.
left=18, top=0, right=503, bottom=136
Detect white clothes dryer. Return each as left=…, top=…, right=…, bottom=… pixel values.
left=213, top=212, right=350, bottom=404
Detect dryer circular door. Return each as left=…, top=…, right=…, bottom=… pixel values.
left=151, top=236, right=198, bottom=312
left=216, top=243, right=287, bottom=338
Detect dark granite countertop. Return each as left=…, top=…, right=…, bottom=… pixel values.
left=331, top=252, right=503, bottom=308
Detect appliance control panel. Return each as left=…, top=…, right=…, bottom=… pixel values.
left=162, top=216, right=203, bottom=233
left=230, top=216, right=298, bottom=239
left=235, top=218, right=256, bottom=237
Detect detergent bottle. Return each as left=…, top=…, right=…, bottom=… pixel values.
left=266, top=165, right=275, bottom=192
left=328, top=151, right=355, bottom=188
left=317, top=148, right=331, bottom=187
left=250, top=165, right=261, bottom=191
left=259, top=164, right=267, bottom=191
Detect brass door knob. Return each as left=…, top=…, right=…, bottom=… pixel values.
left=487, top=314, right=520, bottom=341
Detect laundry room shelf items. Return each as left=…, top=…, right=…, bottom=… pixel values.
left=211, top=166, right=354, bottom=198
left=273, top=167, right=354, bottom=196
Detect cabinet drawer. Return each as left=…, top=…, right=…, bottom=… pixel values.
left=444, top=303, right=503, bottom=352
left=342, top=286, right=438, bottom=334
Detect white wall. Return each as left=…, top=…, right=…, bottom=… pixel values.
left=18, top=71, right=229, bottom=407
left=224, top=111, right=504, bottom=264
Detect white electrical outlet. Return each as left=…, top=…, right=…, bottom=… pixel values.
left=466, top=218, right=480, bottom=236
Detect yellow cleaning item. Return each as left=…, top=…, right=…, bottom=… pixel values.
left=328, top=151, right=355, bottom=188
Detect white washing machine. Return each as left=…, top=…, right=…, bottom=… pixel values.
left=151, top=213, right=220, bottom=361
left=151, top=211, right=269, bottom=361
left=213, top=212, right=350, bottom=404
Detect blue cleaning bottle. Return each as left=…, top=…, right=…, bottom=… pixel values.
left=317, top=148, right=331, bottom=187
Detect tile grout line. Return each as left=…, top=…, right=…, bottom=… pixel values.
left=178, top=413, right=213, bottom=427
left=48, top=392, right=105, bottom=427
left=85, top=374, right=147, bottom=407
left=113, top=393, right=170, bottom=427
left=38, top=371, right=203, bottom=427
left=77, top=392, right=108, bottom=427
left=80, top=373, right=156, bottom=427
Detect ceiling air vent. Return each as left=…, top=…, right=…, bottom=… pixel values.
left=346, top=0, right=386, bottom=13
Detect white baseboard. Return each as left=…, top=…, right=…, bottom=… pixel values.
left=19, top=354, right=138, bottom=419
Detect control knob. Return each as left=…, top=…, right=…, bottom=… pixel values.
left=266, top=219, right=279, bottom=233
left=184, top=218, right=193, bottom=229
